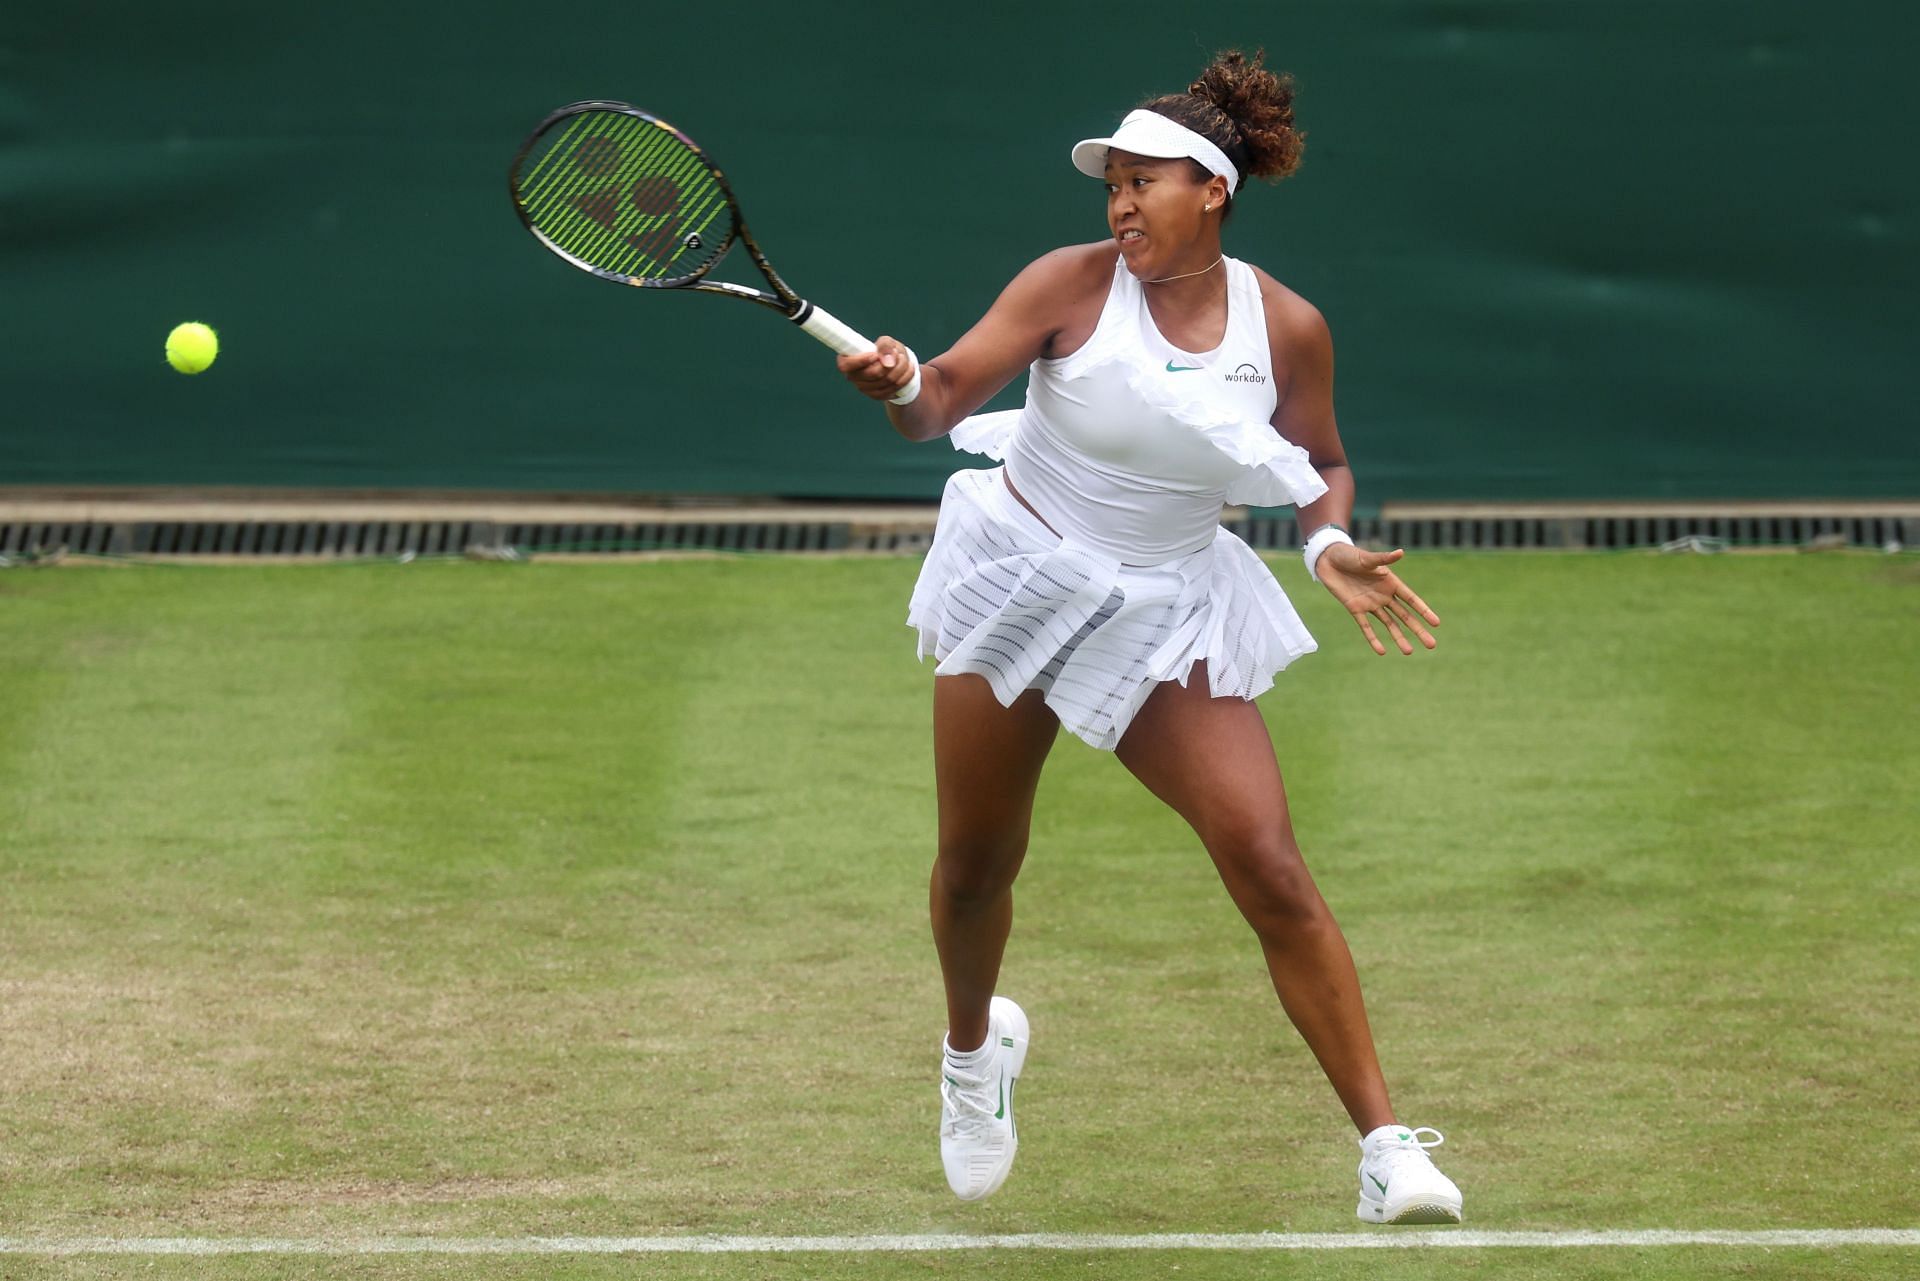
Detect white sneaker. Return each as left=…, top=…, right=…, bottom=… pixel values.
left=938, top=996, right=1029, bottom=1201
left=1356, top=1124, right=1463, bottom=1224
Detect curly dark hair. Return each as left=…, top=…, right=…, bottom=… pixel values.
left=1140, top=49, right=1303, bottom=220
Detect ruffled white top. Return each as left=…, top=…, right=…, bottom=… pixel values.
left=908, top=254, right=1327, bottom=751
left=950, top=255, right=1326, bottom=563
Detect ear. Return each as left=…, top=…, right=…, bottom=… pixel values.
left=1203, top=175, right=1230, bottom=213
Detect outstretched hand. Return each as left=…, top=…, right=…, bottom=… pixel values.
left=836, top=336, right=917, bottom=403
left=1315, top=544, right=1441, bottom=656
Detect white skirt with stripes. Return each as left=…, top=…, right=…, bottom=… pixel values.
left=906, top=466, right=1318, bottom=751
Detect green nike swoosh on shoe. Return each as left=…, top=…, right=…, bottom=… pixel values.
left=1369, top=1174, right=1388, bottom=1194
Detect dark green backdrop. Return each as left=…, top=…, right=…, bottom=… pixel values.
left=3, top=2, right=1913, bottom=502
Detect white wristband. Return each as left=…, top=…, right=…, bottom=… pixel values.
left=888, top=347, right=922, bottom=406
left=1303, top=524, right=1355, bottom=583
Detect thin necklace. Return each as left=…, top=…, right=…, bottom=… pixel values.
left=1145, top=255, right=1223, bottom=284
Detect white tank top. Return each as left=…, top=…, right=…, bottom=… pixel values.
left=1002, top=255, right=1290, bottom=563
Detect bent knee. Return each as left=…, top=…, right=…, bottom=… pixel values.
left=1213, top=839, right=1329, bottom=933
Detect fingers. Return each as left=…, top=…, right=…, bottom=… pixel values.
left=1395, top=581, right=1441, bottom=627
left=873, top=337, right=917, bottom=398
left=1372, top=555, right=1441, bottom=628
left=1353, top=611, right=1387, bottom=657
left=1389, top=598, right=1438, bottom=650
left=1376, top=606, right=1414, bottom=656
left=1350, top=592, right=1427, bottom=656
left=836, top=336, right=917, bottom=402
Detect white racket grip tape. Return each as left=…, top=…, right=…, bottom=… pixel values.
left=795, top=303, right=874, bottom=355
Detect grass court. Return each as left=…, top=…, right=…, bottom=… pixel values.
left=1, top=550, right=1915, bottom=1279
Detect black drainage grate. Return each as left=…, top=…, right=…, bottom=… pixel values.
left=0, top=511, right=1912, bottom=561
left=1227, top=512, right=1916, bottom=553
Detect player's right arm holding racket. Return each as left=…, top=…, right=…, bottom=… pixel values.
left=836, top=245, right=1113, bottom=441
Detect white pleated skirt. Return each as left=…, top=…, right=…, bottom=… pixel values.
left=906, top=467, right=1319, bottom=751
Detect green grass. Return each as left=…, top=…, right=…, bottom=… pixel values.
left=1, top=551, right=1916, bottom=1280
left=5, top=1249, right=1920, bottom=1281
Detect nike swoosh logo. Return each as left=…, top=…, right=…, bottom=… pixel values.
left=1369, top=1175, right=1389, bottom=1194
left=995, top=1077, right=1006, bottom=1120
left=1165, top=361, right=1202, bottom=372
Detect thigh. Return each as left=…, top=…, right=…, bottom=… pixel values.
left=1113, top=662, right=1299, bottom=855
left=933, top=673, right=1060, bottom=855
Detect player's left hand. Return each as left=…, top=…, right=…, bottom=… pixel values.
left=1316, top=544, right=1440, bottom=656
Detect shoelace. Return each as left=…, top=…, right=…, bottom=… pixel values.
left=940, top=1068, right=998, bottom=1138
left=1374, top=1127, right=1446, bottom=1178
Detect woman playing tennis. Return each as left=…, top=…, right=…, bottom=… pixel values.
left=837, top=49, right=1462, bottom=1225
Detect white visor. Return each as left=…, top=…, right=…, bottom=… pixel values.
left=1071, top=108, right=1240, bottom=196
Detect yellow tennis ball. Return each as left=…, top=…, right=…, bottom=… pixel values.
left=166, top=322, right=219, bottom=374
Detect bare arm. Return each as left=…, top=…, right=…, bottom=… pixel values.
left=1260, top=284, right=1353, bottom=538
left=836, top=246, right=1111, bottom=442
left=1258, top=271, right=1441, bottom=655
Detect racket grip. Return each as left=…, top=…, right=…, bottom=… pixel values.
left=792, top=301, right=874, bottom=355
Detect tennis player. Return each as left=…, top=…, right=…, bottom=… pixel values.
left=837, top=50, right=1463, bottom=1225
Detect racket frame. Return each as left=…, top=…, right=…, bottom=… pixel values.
left=512, top=101, right=803, bottom=315
left=509, top=100, right=890, bottom=366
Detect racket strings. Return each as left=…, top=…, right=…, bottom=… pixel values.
left=531, top=114, right=693, bottom=274
left=528, top=116, right=689, bottom=273
left=514, top=110, right=731, bottom=283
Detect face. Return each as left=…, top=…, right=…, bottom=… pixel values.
left=1104, top=149, right=1227, bottom=277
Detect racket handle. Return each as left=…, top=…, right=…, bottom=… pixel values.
left=792, top=301, right=874, bottom=355
left=794, top=300, right=922, bottom=405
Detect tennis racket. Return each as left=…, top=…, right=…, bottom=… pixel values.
left=508, top=100, right=887, bottom=362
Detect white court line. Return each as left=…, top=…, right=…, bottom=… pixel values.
left=1, top=1230, right=1916, bottom=1254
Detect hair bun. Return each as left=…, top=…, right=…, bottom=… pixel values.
left=1188, top=48, right=1303, bottom=182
